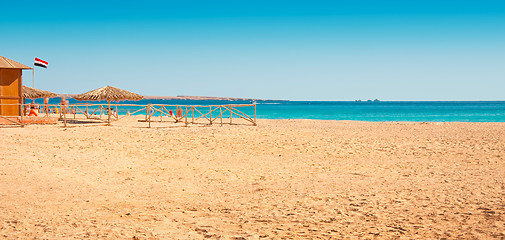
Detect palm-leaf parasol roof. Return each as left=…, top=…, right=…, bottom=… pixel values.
left=74, top=86, right=143, bottom=102
left=22, top=85, right=58, bottom=99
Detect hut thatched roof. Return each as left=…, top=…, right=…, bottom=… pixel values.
left=0, top=56, right=32, bottom=69
left=74, top=86, right=143, bottom=102
left=22, top=86, right=57, bottom=99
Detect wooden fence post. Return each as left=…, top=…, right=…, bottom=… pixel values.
left=209, top=106, right=212, bottom=125
left=160, top=106, right=163, bottom=121
left=19, top=103, right=24, bottom=128
left=62, top=103, right=67, bottom=128
left=254, top=104, right=257, bottom=126
left=148, top=104, right=151, bottom=128
left=183, top=106, right=187, bottom=126
left=145, top=105, right=148, bottom=121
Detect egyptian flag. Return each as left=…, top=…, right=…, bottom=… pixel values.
left=34, top=57, right=48, bottom=68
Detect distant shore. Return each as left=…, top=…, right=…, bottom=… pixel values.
left=143, top=95, right=258, bottom=101
left=58, top=94, right=262, bottom=101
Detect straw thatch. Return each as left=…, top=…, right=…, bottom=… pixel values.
left=22, top=85, right=57, bottom=99
left=74, top=86, right=143, bottom=102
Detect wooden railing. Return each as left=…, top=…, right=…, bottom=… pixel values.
left=142, top=104, right=257, bottom=127
left=0, top=103, right=257, bottom=128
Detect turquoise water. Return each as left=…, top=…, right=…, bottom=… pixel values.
left=255, top=101, right=505, bottom=122
left=41, top=98, right=505, bottom=122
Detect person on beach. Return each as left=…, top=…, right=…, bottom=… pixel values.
left=28, top=99, right=40, bottom=116
left=65, top=100, right=70, bottom=114
left=32, top=100, right=39, bottom=112
left=169, top=110, right=174, bottom=117
left=28, top=108, right=38, bottom=116
left=60, top=97, right=66, bottom=114
left=28, top=103, right=38, bottom=116
left=43, top=98, right=49, bottom=114
left=176, top=107, right=183, bottom=118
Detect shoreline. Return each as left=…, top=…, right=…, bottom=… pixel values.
left=3, top=115, right=505, bottom=127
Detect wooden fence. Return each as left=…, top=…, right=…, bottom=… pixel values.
left=0, top=103, right=257, bottom=128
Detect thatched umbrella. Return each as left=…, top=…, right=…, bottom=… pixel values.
left=22, top=85, right=57, bottom=99
left=74, top=86, right=143, bottom=124
left=21, top=86, right=57, bottom=116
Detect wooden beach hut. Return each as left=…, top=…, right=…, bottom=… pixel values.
left=0, top=56, right=32, bottom=116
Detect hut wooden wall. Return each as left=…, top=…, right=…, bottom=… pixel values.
left=0, top=69, right=22, bottom=116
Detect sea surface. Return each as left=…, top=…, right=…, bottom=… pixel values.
left=40, top=98, right=505, bottom=122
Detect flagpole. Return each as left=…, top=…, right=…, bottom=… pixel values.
left=32, top=64, right=35, bottom=88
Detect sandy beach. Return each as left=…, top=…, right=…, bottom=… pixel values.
left=1, top=118, right=504, bottom=239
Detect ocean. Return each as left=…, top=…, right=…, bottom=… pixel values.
left=39, top=98, right=505, bottom=122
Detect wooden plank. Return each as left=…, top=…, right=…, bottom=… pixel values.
left=0, top=96, right=20, bottom=99
left=192, top=107, right=212, bottom=122
left=229, top=107, right=255, bottom=124
left=0, top=115, right=22, bottom=125
left=230, top=107, right=254, bottom=121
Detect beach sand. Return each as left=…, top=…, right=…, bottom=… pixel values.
left=1, top=118, right=504, bottom=239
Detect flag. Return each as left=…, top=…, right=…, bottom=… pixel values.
left=34, top=57, right=48, bottom=68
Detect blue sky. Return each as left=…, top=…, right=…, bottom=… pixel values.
left=1, top=0, right=504, bottom=100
